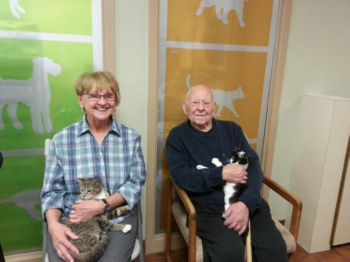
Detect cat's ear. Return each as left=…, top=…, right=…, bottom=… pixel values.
left=77, top=178, right=84, bottom=184
left=92, top=178, right=102, bottom=187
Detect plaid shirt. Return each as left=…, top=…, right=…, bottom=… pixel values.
left=41, top=116, right=146, bottom=222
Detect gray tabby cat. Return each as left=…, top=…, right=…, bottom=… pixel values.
left=61, top=178, right=131, bottom=262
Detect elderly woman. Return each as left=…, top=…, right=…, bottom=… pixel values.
left=41, top=71, right=146, bottom=262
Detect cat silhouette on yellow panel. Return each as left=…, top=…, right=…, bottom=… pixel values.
left=196, top=0, right=248, bottom=27
left=186, top=75, right=245, bottom=118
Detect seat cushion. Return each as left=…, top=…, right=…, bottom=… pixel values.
left=272, top=217, right=296, bottom=253
left=172, top=200, right=296, bottom=261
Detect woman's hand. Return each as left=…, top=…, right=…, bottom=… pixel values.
left=48, top=221, right=79, bottom=262
left=69, top=199, right=104, bottom=223
left=222, top=201, right=249, bottom=235
left=222, top=164, right=248, bottom=184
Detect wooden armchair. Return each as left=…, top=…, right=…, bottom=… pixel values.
left=165, top=174, right=302, bottom=262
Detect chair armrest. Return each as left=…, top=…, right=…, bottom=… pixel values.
left=263, top=175, right=302, bottom=241
left=169, top=176, right=197, bottom=262
left=170, top=176, right=196, bottom=221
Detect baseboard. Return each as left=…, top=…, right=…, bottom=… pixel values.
left=5, top=251, right=42, bottom=262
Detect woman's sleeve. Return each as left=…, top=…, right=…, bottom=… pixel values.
left=116, top=136, right=146, bottom=210
left=41, top=139, right=66, bottom=220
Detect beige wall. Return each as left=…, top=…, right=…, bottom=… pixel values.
left=115, top=0, right=149, bottom=147
left=114, top=0, right=149, bottom=233
left=269, top=0, right=350, bottom=219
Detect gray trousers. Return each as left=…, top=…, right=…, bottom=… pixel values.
left=46, top=212, right=138, bottom=262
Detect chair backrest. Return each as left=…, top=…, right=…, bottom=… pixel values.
left=0, top=151, right=3, bottom=169
left=44, top=139, right=52, bottom=158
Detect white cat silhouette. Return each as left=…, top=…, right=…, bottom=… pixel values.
left=8, top=0, right=25, bottom=19
left=0, top=57, right=62, bottom=134
left=186, top=74, right=244, bottom=118
left=196, top=0, right=248, bottom=27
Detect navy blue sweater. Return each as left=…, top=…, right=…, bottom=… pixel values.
left=166, top=119, right=263, bottom=214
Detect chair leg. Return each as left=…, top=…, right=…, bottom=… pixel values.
left=42, top=222, right=48, bottom=262
left=165, top=179, right=173, bottom=262
left=246, top=221, right=252, bottom=262
left=187, top=219, right=196, bottom=262
left=137, top=203, right=145, bottom=262
left=0, top=243, right=5, bottom=262
left=288, top=252, right=295, bottom=262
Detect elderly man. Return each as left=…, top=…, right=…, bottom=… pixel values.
left=166, top=85, right=288, bottom=262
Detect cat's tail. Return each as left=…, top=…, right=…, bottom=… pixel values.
left=72, top=235, right=110, bottom=262
left=186, top=74, right=192, bottom=90
left=0, top=198, right=11, bottom=205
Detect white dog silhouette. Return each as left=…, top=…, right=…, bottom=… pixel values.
left=186, top=75, right=244, bottom=118
left=8, top=0, right=25, bottom=19
left=0, top=57, right=62, bottom=134
left=196, top=0, right=248, bottom=26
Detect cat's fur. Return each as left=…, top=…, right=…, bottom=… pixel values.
left=196, top=147, right=249, bottom=210
left=78, top=178, right=130, bottom=219
left=220, top=148, right=249, bottom=210
left=197, top=149, right=252, bottom=261
left=62, top=178, right=131, bottom=262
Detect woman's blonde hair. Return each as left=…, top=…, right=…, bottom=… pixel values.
left=74, top=71, right=121, bottom=106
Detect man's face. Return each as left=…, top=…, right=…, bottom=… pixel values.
left=182, top=85, right=215, bottom=131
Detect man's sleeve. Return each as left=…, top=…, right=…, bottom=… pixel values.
left=166, top=130, right=224, bottom=193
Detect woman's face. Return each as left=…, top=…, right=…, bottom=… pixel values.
left=78, top=87, right=116, bottom=125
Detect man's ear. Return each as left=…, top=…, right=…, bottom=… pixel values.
left=212, top=102, right=216, bottom=116
left=182, top=101, right=188, bottom=116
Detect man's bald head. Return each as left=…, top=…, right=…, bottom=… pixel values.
left=185, top=85, right=214, bottom=102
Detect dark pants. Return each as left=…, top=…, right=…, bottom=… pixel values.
left=192, top=199, right=288, bottom=262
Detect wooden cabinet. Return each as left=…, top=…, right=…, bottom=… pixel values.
left=287, top=94, right=350, bottom=253
left=331, top=144, right=350, bottom=246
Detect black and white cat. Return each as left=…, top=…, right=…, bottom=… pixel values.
left=196, top=147, right=249, bottom=210
left=197, top=148, right=252, bottom=261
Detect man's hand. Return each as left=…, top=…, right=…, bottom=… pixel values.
left=69, top=199, right=104, bottom=223
left=49, top=221, right=79, bottom=262
left=222, top=201, right=249, bottom=235
left=222, top=164, right=247, bottom=184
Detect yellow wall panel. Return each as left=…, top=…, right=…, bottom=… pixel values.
left=167, top=0, right=274, bottom=46
left=163, top=48, right=267, bottom=141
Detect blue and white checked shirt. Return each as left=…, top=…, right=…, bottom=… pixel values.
left=41, top=116, right=146, bottom=222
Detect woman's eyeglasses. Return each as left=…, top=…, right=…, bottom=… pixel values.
left=83, top=93, right=115, bottom=102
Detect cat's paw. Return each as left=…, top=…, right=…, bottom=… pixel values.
left=212, top=158, right=222, bottom=167
left=116, top=205, right=130, bottom=216
left=122, top=224, right=132, bottom=233
left=196, top=165, right=208, bottom=170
